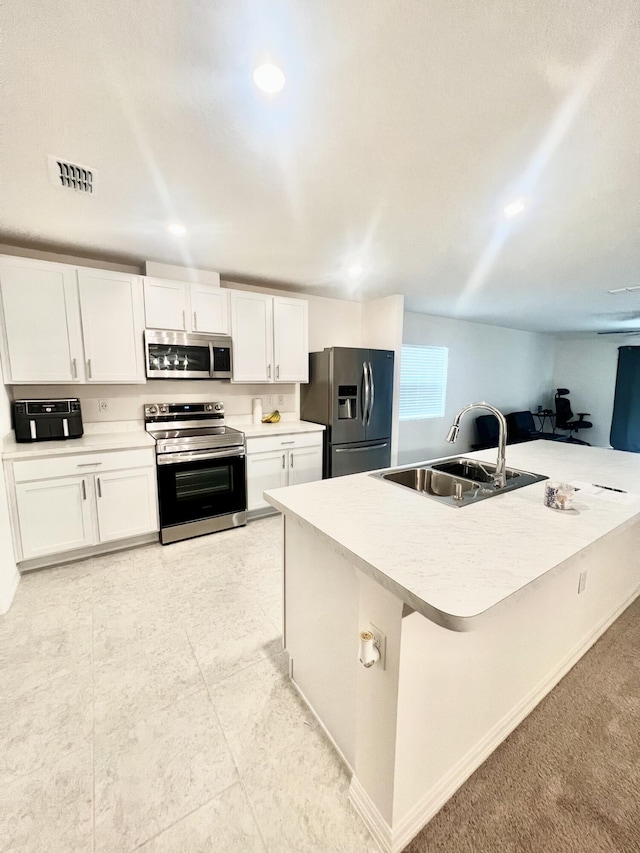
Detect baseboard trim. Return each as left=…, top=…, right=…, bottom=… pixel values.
left=0, top=568, right=20, bottom=615
left=18, top=532, right=158, bottom=572
left=350, top=584, right=640, bottom=853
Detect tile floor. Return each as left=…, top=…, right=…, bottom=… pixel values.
left=0, top=516, right=379, bottom=853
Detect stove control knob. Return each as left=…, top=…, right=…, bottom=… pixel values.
left=205, top=404, right=213, bottom=411
left=215, top=403, right=222, bottom=411
left=159, top=405, right=168, bottom=414
left=146, top=405, right=158, bottom=416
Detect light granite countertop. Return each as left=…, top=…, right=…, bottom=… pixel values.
left=265, top=441, right=640, bottom=630
left=2, top=421, right=155, bottom=459
left=227, top=418, right=325, bottom=438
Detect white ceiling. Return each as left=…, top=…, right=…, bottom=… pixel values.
left=1, top=0, right=638, bottom=333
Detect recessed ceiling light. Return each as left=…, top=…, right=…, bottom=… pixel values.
left=503, top=198, right=527, bottom=219
left=253, top=63, right=286, bottom=95
left=167, top=222, right=186, bottom=236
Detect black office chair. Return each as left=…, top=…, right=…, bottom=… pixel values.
left=554, top=389, right=592, bottom=445
left=506, top=411, right=568, bottom=444
left=473, top=414, right=500, bottom=450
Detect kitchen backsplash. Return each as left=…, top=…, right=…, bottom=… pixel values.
left=9, top=381, right=298, bottom=423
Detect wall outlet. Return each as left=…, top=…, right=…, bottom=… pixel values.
left=265, top=395, right=273, bottom=407
left=369, top=622, right=387, bottom=670
left=98, top=399, right=109, bottom=413
left=578, top=570, right=587, bottom=594
left=278, top=395, right=284, bottom=407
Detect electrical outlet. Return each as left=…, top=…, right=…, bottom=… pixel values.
left=98, top=399, right=109, bottom=413
left=369, top=622, right=387, bottom=670
left=278, top=395, right=284, bottom=407
left=266, top=395, right=273, bottom=407
left=578, top=570, right=587, bottom=594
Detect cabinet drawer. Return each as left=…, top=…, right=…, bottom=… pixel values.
left=13, top=448, right=155, bottom=483
left=246, top=431, right=323, bottom=456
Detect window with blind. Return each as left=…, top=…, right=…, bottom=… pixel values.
left=399, top=345, right=448, bottom=420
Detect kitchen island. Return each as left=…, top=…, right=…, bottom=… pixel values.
left=264, top=441, right=640, bottom=852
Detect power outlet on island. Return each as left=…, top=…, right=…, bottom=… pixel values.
left=369, top=622, right=387, bottom=670
left=578, top=571, right=588, bottom=594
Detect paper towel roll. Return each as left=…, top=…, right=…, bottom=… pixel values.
left=252, top=398, right=263, bottom=425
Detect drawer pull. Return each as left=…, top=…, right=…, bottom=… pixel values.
left=280, top=441, right=295, bottom=445
left=77, top=462, right=102, bottom=467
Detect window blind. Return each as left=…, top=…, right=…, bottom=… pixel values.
left=399, top=345, right=448, bottom=420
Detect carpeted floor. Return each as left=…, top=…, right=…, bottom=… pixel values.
left=406, top=596, right=640, bottom=853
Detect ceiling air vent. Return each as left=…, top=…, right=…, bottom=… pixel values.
left=48, top=155, right=96, bottom=193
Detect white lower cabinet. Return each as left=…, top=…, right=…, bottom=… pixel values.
left=11, top=448, right=158, bottom=563
left=15, top=476, right=95, bottom=559
left=95, top=468, right=158, bottom=542
left=246, top=431, right=323, bottom=513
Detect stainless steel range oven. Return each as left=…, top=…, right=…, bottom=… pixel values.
left=145, top=401, right=246, bottom=544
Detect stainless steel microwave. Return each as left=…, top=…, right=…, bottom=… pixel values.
left=145, top=331, right=232, bottom=380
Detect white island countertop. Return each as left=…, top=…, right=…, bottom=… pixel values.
left=265, top=441, right=640, bottom=630
left=2, top=421, right=155, bottom=460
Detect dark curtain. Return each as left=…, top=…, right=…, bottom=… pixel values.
left=610, top=346, right=640, bottom=452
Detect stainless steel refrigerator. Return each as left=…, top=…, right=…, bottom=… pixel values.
left=301, top=347, right=394, bottom=477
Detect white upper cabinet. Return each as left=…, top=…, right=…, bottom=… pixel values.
left=273, top=296, right=309, bottom=383
left=0, top=256, right=83, bottom=383
left=190, top=284, right=229, bottom=334
left=143, top=276, right=228, bottom=334
left=230, top=291, right=274, bottom=382
left=230, top=291, right=308, bottom=383
left=0, top=255, right=146, bottom=385
left=143, top=278, right=189, bottom=331
left=77, top=269, right=145, bottom=383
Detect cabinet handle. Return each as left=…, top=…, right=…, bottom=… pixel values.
left=290, top=453, right=294, bottom=468
left=193, top=311, right=197, bottom=330
left=282, top=453, right=286, bottom=469
left=87, top=358, right=92, bottom=379
left=268, top=364, right=272, bottom=379
left=182, top=310, right=186, bottom=330
left=71, top=358, right=77, bottom=379
left=97, top=477, right=102, bottom=498
left=81, top=480, right=86, bottom=500
left=77, top=462, right=102, bottom=467
left=276, top=364, right=280, bottom=380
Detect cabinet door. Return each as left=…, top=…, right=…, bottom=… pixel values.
left=77, top=270, right=145, bottom=383
left=288, top=445, right=323, bottom=487
left=190, top=284, right=229, bottom=334
left=0, top=257, right=83, bottom=383
left=246, top=450, right=288, bottom=511
left=143, top=278, right=188, bottom=330
left=95, top=468, right=158, bottom=542
left=230, top=291, right=274, bottom=382
left=273, top=296, right=309, bottom=383
left=15, top=476, right=95, bottom=559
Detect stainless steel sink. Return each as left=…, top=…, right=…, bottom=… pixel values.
left=373, top=457, right=547, bottom=508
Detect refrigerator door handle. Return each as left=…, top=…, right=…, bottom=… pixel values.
left=335, top=443, right=388, bottom=453
left=361, top=362, right=370, bottom=427
left=367, top=360, right=375, bottom=427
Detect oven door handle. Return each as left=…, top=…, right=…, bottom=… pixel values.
left=157, top=447, right=245, bottom=465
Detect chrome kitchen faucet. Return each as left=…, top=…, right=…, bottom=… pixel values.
left=445, top=402, right=507, bottom=489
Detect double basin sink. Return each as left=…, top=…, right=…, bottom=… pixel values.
left=373, top=457, right=547, bottom=508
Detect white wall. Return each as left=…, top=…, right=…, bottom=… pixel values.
left=0, top=368, right=20, bottom=614
left=399, top=312, right=556, bottom=464
left=553, top=335, right=629, bottom=448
